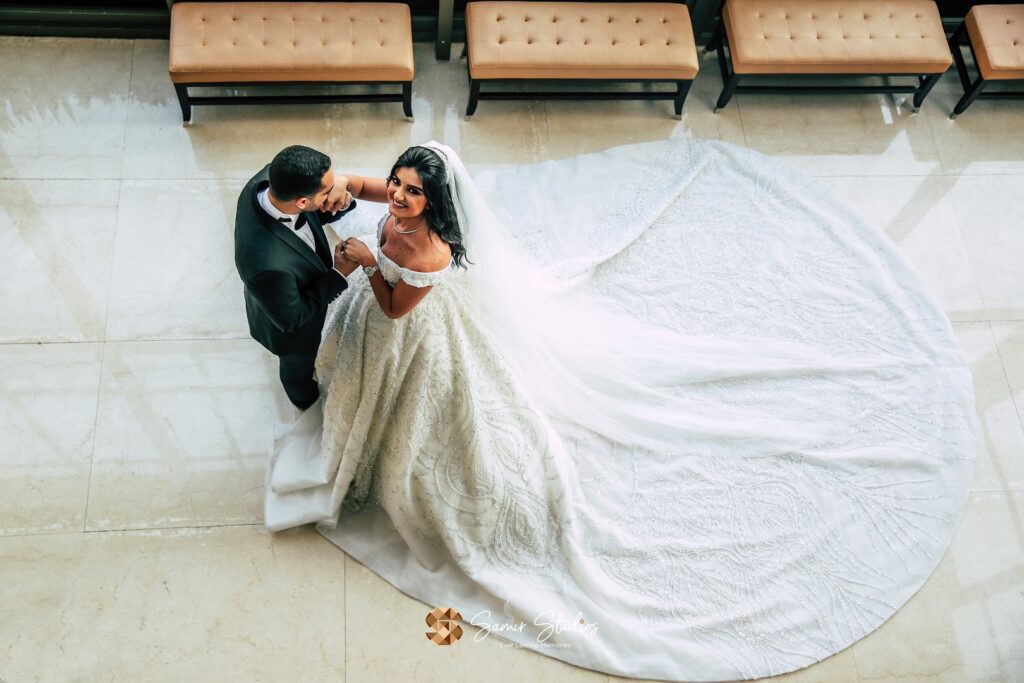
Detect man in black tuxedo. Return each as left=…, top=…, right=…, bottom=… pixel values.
left=235, top=145, right=359, bottom=410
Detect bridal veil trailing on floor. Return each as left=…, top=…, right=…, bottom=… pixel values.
left=264, top=138, right=976, bottom=682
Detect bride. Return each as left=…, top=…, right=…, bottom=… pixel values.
left=264, top=140, right=975, bottom=682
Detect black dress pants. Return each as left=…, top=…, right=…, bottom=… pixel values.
left=278, top=352, right=319, bottom=410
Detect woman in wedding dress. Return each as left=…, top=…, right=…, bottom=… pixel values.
left=265, top=139, right=976, bottom=682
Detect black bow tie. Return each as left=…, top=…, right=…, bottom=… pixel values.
left=278, top=214, right=308, bottom=231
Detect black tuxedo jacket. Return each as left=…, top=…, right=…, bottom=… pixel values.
left=234, top=165, right=349, bottom=356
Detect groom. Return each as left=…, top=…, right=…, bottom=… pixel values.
left=235, top=145, right=358, bottom=410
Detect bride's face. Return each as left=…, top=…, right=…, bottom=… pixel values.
left=387, top=167, right=427, bottom=220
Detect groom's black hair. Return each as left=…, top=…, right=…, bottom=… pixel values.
left=269, top=145, right=332, bottom=201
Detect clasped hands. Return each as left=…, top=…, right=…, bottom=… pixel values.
left=320, top=176, right=375, bottom=279
left=333, top=237, right=374, bottom=277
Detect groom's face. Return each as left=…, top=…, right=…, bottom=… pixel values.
left=293, top=169, right=335, bottom=212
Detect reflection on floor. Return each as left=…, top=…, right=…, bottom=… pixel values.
left=1, top=36, right=1022, bottom=683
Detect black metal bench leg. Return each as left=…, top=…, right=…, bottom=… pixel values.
left=436, top=0, right=454, bottom=60
left=174, top=83, right=192, bottom=123
left=950, top=23, right=972, bottom=90
left=674, top=80, right=693, bottom=116
left=911, top=72, right=942, bottom=110
left=715, top=73, right=740, bottom=112
left=402, top=82, right=414, bottom=118
left=950, top=20, right=968, bottom=50
left=951, top=76, right=987, bottom=118
left=466, top=79, right=481, bottom=117
left=713, top=30, right=740, bottom=112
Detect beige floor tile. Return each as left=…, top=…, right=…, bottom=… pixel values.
left=0, top=37, right=131, bottom=179
left=86, top=339, right=283, bottom=531
left=950, top=175, right=1024, bottom=320
left=849, top=490, right=1024, bottom=682
left=433, top=101, right=551, bottom=168
left=756, top=647, right=861, bottom=683
left=609, top=638, right=861, bottom=683
left=344, top=555, right=608, bottom=683
left=0, top=343, right=102, bottom=535
left=121, top=40, right=332, bottom=180
left=327, top=44, right=448, bottom=169
left=389, top=44, right=552, bottom=166
left=543, top=51, right=746, bottom=159
left=105, top=179, right=248, bottom=340
left=0, top=179, right=119, bottom=342
left=991, top=322, right=1024, bottom=444
left=0, top=525, right=345, bottom=682
left=819, top=175, right=985, bottom=322
left=954, top=323, right=1024, bottom=492
left=923, top=73, right=1024, bottom=176
left=736, top=85, right=942, bottom=177
left=327, top=101, right=412, bottom=170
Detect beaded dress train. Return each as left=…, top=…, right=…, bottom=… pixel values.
left=264, top=138, right=975, bottom=682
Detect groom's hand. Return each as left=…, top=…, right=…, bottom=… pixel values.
left=334, top=243, right=360, bottom=276
left=322, top=176, right=353, bottom=214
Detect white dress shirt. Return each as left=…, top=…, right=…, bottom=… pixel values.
left=258, top=187, right=347, bottom=281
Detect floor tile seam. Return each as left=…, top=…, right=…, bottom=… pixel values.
left=986, top=321, right=1024, bottom=443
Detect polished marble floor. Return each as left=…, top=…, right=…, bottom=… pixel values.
left=1, top=36, right=1022, bottom=683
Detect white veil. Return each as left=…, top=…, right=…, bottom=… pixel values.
left=417, top=140, right=840, bottom=455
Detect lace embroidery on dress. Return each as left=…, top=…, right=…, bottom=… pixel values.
left=375, top=215, right=452, bottom=289
left=267, top=139, right=976, bottom=682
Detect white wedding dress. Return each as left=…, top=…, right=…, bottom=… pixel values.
left=264, top=138, right=976, bottom=682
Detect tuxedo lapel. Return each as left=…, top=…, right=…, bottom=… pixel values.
left=250, top=179, right=326, bottom=273
left=271, top=220, right=327, bottom=272
left=306, top=213, right=332, bottom=267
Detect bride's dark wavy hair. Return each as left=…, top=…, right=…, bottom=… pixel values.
left=388, top=146, right=470, bottom=269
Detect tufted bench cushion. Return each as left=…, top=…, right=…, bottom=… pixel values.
left=466, top=2, right=698, bottom=80
left=965, top=4, right=1024, bottom=80
left=169, top=1, right=414, bottom=84
left=722, top=0, right=952, bottom=74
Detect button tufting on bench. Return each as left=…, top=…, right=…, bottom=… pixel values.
left=466, top=1, right=699, bottom=81
left=169, top=2, right=415, bottom=85
left=464, top=0, right=699, bottom=115
left=721, top=0, right=953, bottom=75
left=965, top=4, right=1024, bottom=80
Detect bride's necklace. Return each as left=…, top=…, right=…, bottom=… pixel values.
left=392, top=216, right=424, bottom=235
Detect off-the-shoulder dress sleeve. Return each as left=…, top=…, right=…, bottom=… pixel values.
left=395, top=266, right=450, bottom=289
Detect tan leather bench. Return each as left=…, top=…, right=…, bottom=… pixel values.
left=709, top=0, right=952, bottom=111
left=949, top=4, right=1024, bottom=117
left=464, top=1, right=700, bottom=117
left=168, top=1, right=415, bottom=123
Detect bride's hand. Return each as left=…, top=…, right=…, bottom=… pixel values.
left=322, top=176, right=354, bottom=213
left=340, top=237, right=374, bottom=268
